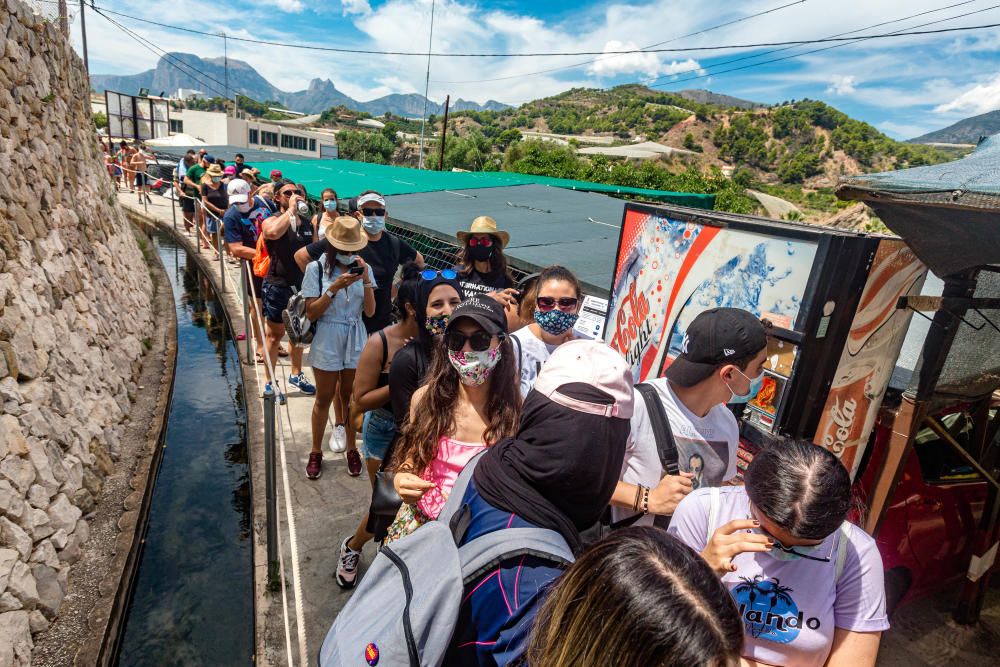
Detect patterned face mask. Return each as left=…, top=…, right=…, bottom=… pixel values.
left=534, top=308, right=579, bottom=336
left=448, top=346, right=502, bottom=386
left=425, top=314, right=450, bottom=337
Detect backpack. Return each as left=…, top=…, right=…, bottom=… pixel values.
left=281, top=259, right=323, bottom=346
left=252, top=231, right=270, bottom=278
left=705, top=487, right=854, bottom=581
left=581, top=382, right=678, bottom=544
left=318, top=452, right=574, bottom=667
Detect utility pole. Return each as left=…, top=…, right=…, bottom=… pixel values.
left=437, top=95, right=450, bottom=171
left=79, top=0, right=89, bottom=75
left=222, top=33, right=231, bottom=114
left=57, top=0, right=68, bottom=36
left=416, top=0, right=436, bottom=169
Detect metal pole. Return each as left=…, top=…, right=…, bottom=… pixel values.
left=416, top=0, right=436, bottom=169
left=437, top=94, right=450, bottom=171
left=79, top=0, right=89, bottom=75
left=196, top=201, right=202, bottom=254
left=222, top=33, right=230, bottom=103
left=241, top=262, right=252, bottom=362
left=217, top=219, right=226, bottom=293
left=170, top=178, right=177, bottom=231
left=263, top=392, right=278, bottom=587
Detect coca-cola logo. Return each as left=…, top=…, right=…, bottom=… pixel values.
left=821, top=397, right=857, bottom=454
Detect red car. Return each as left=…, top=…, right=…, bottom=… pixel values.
left=853, top=396, right=994, bottom=613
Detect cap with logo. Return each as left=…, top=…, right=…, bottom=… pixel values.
left=270, top=169, right=283, bottom=179
left=446, top=295, right=508, bottom=336
left=226, top=179, right=251, bottom=204
left=533, top=340, right=634, bottom=419
left=665, top=308, right=768, bottom=388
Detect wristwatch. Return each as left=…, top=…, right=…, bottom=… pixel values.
left=325, top=287, right=337, bottom=298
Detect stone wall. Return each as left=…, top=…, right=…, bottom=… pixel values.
left=0, top=2, right=155, bottom=663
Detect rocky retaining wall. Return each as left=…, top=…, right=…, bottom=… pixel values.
left=0, top=2, right=154, bottom=664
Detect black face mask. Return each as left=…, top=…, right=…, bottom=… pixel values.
left=468, top=244, right=494, bottom=263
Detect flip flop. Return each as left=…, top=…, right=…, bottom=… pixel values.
left=278, top=345, right=289, bottom=357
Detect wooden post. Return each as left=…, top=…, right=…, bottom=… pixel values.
left=58, top=0, right=68, bottom=36
left=437, top=94, right=450, bottom=171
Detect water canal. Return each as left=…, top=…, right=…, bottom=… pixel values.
left=115, top=231, right=254, bottom=666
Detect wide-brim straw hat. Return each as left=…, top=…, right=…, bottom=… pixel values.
left=326, top=215, right=369, bottom=252
left=457, top=215, right=510, bottom=248
left=206, top=163, right=225, bottom=177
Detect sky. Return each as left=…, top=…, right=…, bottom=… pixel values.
left=55, top=0, right=1000, bottom=139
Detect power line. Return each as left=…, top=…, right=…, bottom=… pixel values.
left=85, top=3, right=1000, bottom=58
left=433, top=0, right=810, bottom=85
left=651, top=1, right=1000, bottom=89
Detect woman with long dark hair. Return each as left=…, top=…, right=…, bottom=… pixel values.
left=670, top=439, right=889, bottom=667
left=456, top=216, right=517, bottom=299
left=386, top=295, right=521, bottom=542
left=526, top=527, right=743, bottom=667
left=333, top=262, right=422, bottom=589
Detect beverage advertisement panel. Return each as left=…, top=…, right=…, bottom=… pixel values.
left=606, top=205, right=819, bottom=383
left=813, top=240, right=927, bottom=477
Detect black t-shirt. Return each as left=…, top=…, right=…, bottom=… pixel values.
left=264, top=217, right=310, bottom=288
left=457, top=266, right=514, bottom=298
left=387, top=341, right=432, bottom=428
left=234, top=163, right=252, bottom=175
left=305, top=231, right=417, bottom=333
left=201, top=183, right=229, bottom=212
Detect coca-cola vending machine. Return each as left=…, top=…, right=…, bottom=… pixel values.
left=604, top=202, right=927, bottom=477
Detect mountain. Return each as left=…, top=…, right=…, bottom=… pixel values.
left=909, top=110, right=1000, bottom=144
left=676, top=89, right=766, bottom=110
left=90, top=53, right=508, bottom=115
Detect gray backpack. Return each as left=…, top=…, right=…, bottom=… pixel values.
left=282, top=258, right=323, bottom=345
left=318, top=452, right=574, bottom=667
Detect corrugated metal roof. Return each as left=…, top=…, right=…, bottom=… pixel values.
left=385, top=184, right=629, bottom=296
left=147, top=145, right=320, bottom=164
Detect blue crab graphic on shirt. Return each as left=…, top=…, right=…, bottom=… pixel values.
left=732, top=575, right=821, bottom=644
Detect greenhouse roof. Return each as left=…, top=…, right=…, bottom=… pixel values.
left=245, top=158, right=715, bottom=208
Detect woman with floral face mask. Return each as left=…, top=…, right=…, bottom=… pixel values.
left=510, top=265, right=583, bottom=398
left=385, top=295, right=520, bottom=543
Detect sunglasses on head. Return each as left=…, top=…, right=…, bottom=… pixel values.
left=361, top=208, right=386, bottom=216
left=421, top=268, right=457, bottom=281
left=444, top=330, right=495, bottom=352
left=536, top=296, right=579, bottom=311
left=468, top=236, right=494, bottom=247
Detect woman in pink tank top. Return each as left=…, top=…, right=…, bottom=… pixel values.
left=387, top=296, right=522, bottom=543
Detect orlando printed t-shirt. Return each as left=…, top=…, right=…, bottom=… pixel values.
left=613, top=377, right=738, bottom=526
left=669, top=487, right=889, bottom=667
left=223, top=196, right=271, bottom=247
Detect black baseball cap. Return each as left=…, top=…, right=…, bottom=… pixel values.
left=447, top=295, right=508, bottom=336
left=665, top=308, right=767, bottom=387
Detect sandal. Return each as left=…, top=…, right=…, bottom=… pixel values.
left=255, top=351, right=264, bottom=364
left=278, top=345, right=289, bottom=357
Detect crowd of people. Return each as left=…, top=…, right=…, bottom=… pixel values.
left=137, top=148, right=888, bottom=666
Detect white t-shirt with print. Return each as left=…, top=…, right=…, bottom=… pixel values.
left=511, top=325, right=560, bottom=398
left=669, top=487, right=889, bottom=667
left=613, top=377, right=739, bottom=526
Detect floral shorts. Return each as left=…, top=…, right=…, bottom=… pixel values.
left=384, top=502, right=432, bottom=545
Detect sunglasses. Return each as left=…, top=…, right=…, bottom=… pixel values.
left=536, top=296, right=579, bottom=311
left=280, top=189, right=302, bottom=198
left=468, top=236, right=494, bottom=247
left=361, top=208, right=386, bottom=216
left=421, top=268, right=457, bottom=281
left=444, top=330, right=495, bottom=352
left=749, top=512, right=832, bottom=562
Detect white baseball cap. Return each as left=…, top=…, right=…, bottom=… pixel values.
left=227, top=179, right=251, bottom=204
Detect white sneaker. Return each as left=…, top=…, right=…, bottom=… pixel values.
left=330, top=424, right=348, bottom=454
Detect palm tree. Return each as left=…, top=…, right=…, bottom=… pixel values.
left=766, top=579, right=795, bottom=610
left=735, top=574, right=767, bottom=606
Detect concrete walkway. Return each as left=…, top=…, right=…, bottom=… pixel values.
left=119, top=191, right=373, bottom=667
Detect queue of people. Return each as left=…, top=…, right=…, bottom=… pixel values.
left=130, top=151, right=888, bottom=666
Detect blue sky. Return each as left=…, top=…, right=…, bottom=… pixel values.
left=65, top=0, right=1000, bottom=139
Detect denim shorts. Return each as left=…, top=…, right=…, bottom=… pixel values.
left=206, top=215, right=219, bottom=234
left=262, top=281, right=293, bottom=324
left=362, top=409, right=396, bottom=461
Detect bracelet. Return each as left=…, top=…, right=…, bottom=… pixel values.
left=640, top=486, right=650, bottom=515
left=632, top=484, right=643, bottom=512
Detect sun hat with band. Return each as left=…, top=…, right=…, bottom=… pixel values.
left=665, top=307, right=768, bottom=388
left=325, top=215, right=368, bottom=252
left=206, top=163, right=225, bottom=178
left=533, top=339, right=634, bottom=419
left=457, top=216, right=510, bottom=249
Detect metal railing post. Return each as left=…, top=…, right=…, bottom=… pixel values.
left=241, top=261, right=252, bottom=362
left=263, top=392, right=279, bottom=588
left=170, top=178, right=177, bottom=231
left=195, top=201, right=202, bottom=255
left=217, top=220, right=226, bottom=293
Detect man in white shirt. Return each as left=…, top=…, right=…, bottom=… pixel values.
left=611, top=307, right=769, bottom=526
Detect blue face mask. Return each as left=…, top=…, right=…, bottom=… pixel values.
left=362, top=215, right=386, bottom=235
left=727, top=368, right=764, bottom=403
left=534, top=309, right=579, bottom=336
left=323, top=200, right=337, bottom=212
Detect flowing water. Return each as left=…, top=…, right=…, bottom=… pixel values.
left=116, top=231, right=253, bottom=666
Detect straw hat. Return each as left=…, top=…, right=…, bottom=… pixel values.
left=326, top=215, right=369, bottom=252
left=206, top=163, right=225, bottom=177
left=457, top=215, right=510, bottom=248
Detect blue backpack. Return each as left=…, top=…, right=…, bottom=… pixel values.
left=318, top=453, right=574, bottom=666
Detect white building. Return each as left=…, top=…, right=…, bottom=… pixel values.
left=175, top=88, right=205, bottom=101
left=169, top=109, right=338, bottom=159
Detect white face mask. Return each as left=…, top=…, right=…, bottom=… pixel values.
left=362, top=215, right=386, bottom=234
left=335, top=253, right=355, bottom=265
left=236, top=201, right=251, bottom=213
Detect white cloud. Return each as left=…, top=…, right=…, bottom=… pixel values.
left=826, top=75, right=856, bottom=96
left=588, top=40, right=664, bottom=78
left=879, top=121, right=935, bottom=141
left=934, top=73, right=1000, bottom=115
left=341, top=0, right=372, bottom=16
left=275, top=0, right=305, bottom=13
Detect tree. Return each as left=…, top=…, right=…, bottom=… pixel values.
left=495, top=128, right=522, bottom=152
left=93, top=111, right=108, bottom=130
left=683, top=132, right=703, bottom=153
left=336, top=130, right=396, bottom=164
